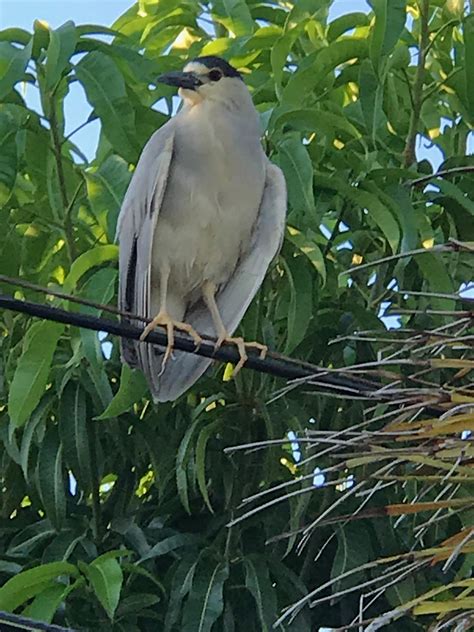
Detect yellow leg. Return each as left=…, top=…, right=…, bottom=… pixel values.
left=140, top=266, right=202, bottom=369
left=202, top=280, right=267, bottom=376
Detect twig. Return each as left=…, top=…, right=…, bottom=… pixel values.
left=340, top=244, right=449, bottom=277
left=0, top=273, right=150, bottom=323
left=408, top=166, right=474, bottom=188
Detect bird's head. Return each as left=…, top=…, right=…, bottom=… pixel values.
left=157, top=56, right=248, bottom=107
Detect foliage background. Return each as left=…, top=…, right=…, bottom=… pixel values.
left=0, top=0, right=473, bottom=630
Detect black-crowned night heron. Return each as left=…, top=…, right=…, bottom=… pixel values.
left=117, top=56, right=287, bottom=402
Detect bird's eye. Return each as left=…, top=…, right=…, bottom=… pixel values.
left=208, top=69, right=223, bottom=82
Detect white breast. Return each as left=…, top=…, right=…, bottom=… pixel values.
left=151, top=101, right=266, bottom=304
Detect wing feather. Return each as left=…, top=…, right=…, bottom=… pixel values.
left=155, top=162, right=287, bottom=402
left=116, top=123, right=175, bottom=369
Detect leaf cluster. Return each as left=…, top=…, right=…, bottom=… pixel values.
left=0, top=1, right=473, bottom=630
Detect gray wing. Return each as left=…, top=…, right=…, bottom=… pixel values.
left=116, top=122, right=175, bottom=369
left=155, top=162, right=287, bottom=402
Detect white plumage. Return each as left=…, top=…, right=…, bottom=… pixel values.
left=116, top=57, right=287, bottom=402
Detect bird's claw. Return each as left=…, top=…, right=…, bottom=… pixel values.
left=215, top=335, right=267, bottom=377
left=140, top=312, right=203, bottom=372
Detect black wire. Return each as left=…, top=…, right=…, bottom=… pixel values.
left=0, top=610, right=75, bottom=631
left=0, top=294, right=383, bottom=397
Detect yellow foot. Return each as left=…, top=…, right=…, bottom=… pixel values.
left=216, top=335, right=267, bottom=376
left=140, top=312, right=203, bottom=369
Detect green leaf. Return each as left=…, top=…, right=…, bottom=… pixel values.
left=415, top=253, right=455, bottom=311
left=271, top=107, right=361, bottom=140
left=196, top=420, right=221, bottom=513
left=116, top=593, right=161, bottom=618
left=0, top=38, right=33, bottom=99
left=244, top=557, right=277, bottom=631
left=45, top=21, right=77, bottom=89
left=75, top=51, right=138, bottom=161
left=435, top=179, right=474, bottom=217
left=271, top=28, right=302, bottom=100
left=218, top=0, right=255, bottom=36
left=278, top=136, right=314, bottom=218
left=331, top=524, right=372, bottom=592
left=86, top=154, right=131, bottom=241
left=286, top=226, right=326, bottom=285
left=0, top=28, right=31, bottom=45
left=182, top=561, right=229, bottom=632
left=176, top=418, right=201, bottom=515
left=42, top=530, right=85, bottom=563
left=282, top=255, right=313, bottom=354
left=165, top=555, right=198, bottom=632
left=385, top=575, right=416, bottom=607
left=283, top=39, right=368, bottom=105
left=23, top=579, right=83, bottom=623
left=314, top=175, right=401, bottom=252
left=328, top=12, right=370, bottom=42
left=7, top=522, right=56, bottom=558
left=0, top=111, right=18, bottom=204
left=46, top=150, right=63, bottom=220
left=9, top=321, right=64, bottom=428
left=58, top=382, right=93, bottom=493
left=369, top=0, right=406, bottom=67
left=63, top=244, right=118, bottom=292
left=381, top=183, right=419, bottom=253
left=37, top=426, right=66, bottom=530
left=164, top=555, right=199, bottom=632
left=464, top=15, right=474, bottom=119
left=85, top=556, right=123, bottom=621
left=140, top=534, right=201, bottom=562
left=95, top=364, right=147, bottom=420
left=77, top=268, right=117, bottom=408
left=0, top=562, right=77, bottom=611
left=20, top=396, right=52, bottom=482
left=359, top=58, right=386, bottom=139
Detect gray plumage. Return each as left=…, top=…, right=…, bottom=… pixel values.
left=116, top=57, right=287, bottom=402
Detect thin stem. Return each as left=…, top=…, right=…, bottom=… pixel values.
left=49, top=96, right=76, bottom=261
left=408, top=165, right=474, bottom=187
left=403, top=0, right=430, bottom=167
left=62, top=118, right=94, bottom=145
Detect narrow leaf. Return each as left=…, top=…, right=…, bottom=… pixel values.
left=86, top=557, right=123, bottom=621
left=75, top=51, right=138, bottom=161
left=59, top=382, right=94, bottom=493
left=37, top=426, right=66, bottom=530
left=0, top=562, right=77, bottom=611
left=96, top=365, right=147, bottom=420
left=196, top=421, right=221, bottom=513
left=9, top=321, right=64, bottom=428
left=0, top=38, right=33, bottom=99
left=244, top=557, right=277, bottom=631
left=45, top=21, right=77, bottom=89
left=182, top=561, right=229, bottom=632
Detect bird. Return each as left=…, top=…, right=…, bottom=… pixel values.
left=116, top=55, right=287, bottom=402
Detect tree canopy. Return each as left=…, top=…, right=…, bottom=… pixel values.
left=0, top=1, right=473, bottom=630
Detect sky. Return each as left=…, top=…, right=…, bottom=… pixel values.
left=0, top=0, right=371, bottom=30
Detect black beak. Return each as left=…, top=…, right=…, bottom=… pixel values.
left=157, top=71, right=203, bottom=91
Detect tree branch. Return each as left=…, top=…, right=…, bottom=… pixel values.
left=408, top=165, right=474, bottom=187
